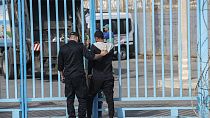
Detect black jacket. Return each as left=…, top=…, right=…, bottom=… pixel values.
left=58, top=40, right=95, bottom=78
left=88, top=42, right=114, bottom=79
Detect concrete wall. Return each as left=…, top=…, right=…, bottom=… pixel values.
left=83, top=0, right=202, bottom=58
left=134, top=9, right=198, bottom=57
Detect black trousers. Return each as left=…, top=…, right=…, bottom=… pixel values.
left=65, top=76, right=88, bottom=118
left=87, top=78, right=114, bottom=118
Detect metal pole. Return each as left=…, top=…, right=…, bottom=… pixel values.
left=90, top=0, right=96, bottom=44
left=21, top=0, right=28, bottom=116
left=90, top=0, right=97, bottom=117
left=198, top=0, right=209, bottom=117
left=17, top=0, right=25, bottom=116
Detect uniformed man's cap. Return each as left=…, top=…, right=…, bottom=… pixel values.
left=70, top=32, right=79, bottom=37
left=103, top=24, right=109, bottom=30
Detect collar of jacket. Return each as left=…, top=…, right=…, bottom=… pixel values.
left=68, top=40, right=77, bottom=44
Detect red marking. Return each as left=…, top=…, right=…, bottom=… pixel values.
left=34, top=43, right=40, bottom=52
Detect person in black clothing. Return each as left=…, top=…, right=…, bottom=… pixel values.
left=87, top=31, right=115, bottom=118
left=58, top=32, right=107, bottom=118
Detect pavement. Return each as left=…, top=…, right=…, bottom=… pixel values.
left=0, top=57, right=201, bottom=117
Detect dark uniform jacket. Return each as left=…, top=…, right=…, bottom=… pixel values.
left=58, top=40, right=95, bottom=78
left=88, top=42, right=114, bottom=79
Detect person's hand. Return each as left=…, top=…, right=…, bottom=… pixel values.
left=100, top=50, right=108, bottom=56
left=61, top=75, right=65, bottom=83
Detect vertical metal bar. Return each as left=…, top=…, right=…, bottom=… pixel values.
left=89, top=0, right=96, bottom=44
left=117, top=108, right=125, bottom=118
left=81, top=0, right=86, bottom=70
left=125, top=0, right=131, bottom=98
left=12, top=110, right=20, bottom=118
left=196, top=0, right=200, bottom=90
left=143, top=0, right=147, bottom=97
left=11, top=0, right=18, bottom=98
left=134, top=0, right=138, bottom=98
left=108, top=0, right=112, bottom=43
left=178, top=0, right=183, bottom=97
left=169, top=0, right=174, bottom=97
left=8, top=0, right=17, bottom=99
left=187, top=0, right=191, bottom=97
left=93, top=95, right=98, bottom=118
left=196, top=1, right=201, bottom=110
left=64, top=0, right=68, bottom=43
left=38, top=0, right=44, bottom=98
left=47, top=0, right=53, bottom=98
left=117, top=0, right=122, bottom=98
left=152, top=0, right=156, bottom=97
left=100, top=0, right=103, bottom=30
left=29, top=0, right=35, bottom=98
left=198, top=0, right=209, bottom=117
left=81, top=0, right=85, bottom=43
left=65, top=106, right=68, bottom=117
left=55, top=0, right=61, bottom=97
left=171, top=109, right=178, bottom=117
left=81, top=0, right=87, bottom=70
left=90, top=0, right=97, bottom=117
left=161, top=0, right=165, bottom=97
left=21, top=0, right=28, bottom=115
left=2, top=0, right=9, bottom=99
left=17, top=0, right=24, bottom=116
left=72, top=0, right=76, bottom=32
left=196, top=0, right=201, bottom=115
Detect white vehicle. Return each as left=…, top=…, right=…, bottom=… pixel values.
left=86, top=12, right=135, bottom=60
left=0, top=4, right=12, bottom=43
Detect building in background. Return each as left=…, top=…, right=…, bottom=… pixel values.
left=83, top=0, right=196, bottom=12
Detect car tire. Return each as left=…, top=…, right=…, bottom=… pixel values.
left=120, top=46, right=127, bottom=60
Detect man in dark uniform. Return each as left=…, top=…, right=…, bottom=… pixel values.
left=58, top=32, right=107, bottom=118
left=87, top=31, right=115, bottom=118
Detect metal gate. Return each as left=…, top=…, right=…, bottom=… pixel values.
left=0, top=0, right=209, bottom=117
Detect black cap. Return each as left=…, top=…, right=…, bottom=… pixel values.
left=70, top=32, right=79, bottom=37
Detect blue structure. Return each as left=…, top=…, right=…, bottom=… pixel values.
left=0, top=0, right=209, bottom=118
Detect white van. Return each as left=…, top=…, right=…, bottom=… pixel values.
left=86, top=12, right=135, bottom=60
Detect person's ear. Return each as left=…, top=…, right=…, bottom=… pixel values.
left=77, top=37, right=81, bottom=42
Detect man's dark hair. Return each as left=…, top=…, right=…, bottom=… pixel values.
left=94, top=30, right=104, bottom=39
left=70, top=32, right=79, bottom=37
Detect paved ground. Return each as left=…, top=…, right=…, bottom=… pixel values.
left=0, top=57, right=201, bottom=117
left=0, top=57, right=199, bottom=98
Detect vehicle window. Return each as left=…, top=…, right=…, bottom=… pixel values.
left=111, top=20, right=117, bottom=34
left=96, top=18, right=132, bottom=35
left=120, top=19, right=132, bottom=34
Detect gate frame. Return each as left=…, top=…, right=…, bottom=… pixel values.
left=0, top=0, right=209, bottom=118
